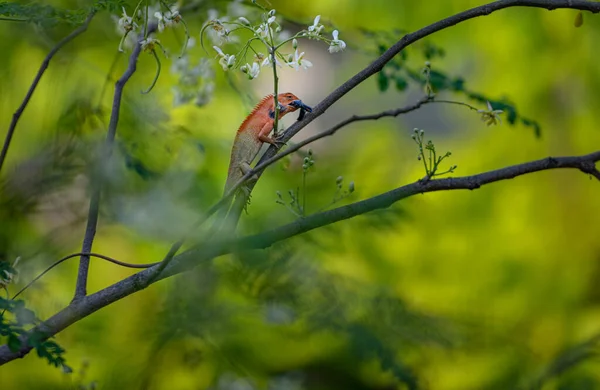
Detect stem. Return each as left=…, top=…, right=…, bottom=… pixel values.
left=302, top=170, right=307, bottom=216
left=0, top=17, right=27, bottom=22
left=141, top=49, right=161, bottom=94
left=267, top=24, right=280, bottom=136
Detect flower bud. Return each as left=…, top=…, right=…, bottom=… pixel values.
left=292, top=39, right=298, bottom=49
left=336, top=176, right=343, bottom=184
left=268, top=9, right=276, bottom=17
left=240, top=64, right=249, bottom=73
left=238, top=17, right=250, bottom=25
left=348, top=181, right=355, bottom=193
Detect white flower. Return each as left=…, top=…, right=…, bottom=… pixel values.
left=477, top=101, right=504, bottom=126
left=117, top=7, right=137, bottom=33
left=195, top=81, right=215, bottom=106
left=154, top=7, right=181, bottom=32
left=171, top=57, right=215, bottom=107
left=328, top=30, right=346, bottom=53
left=140, top=37, right=160, bottom=52
left=307, top=15, right=324, bottom=38
left=288, top=49, right=312, bottom=71
left=240, top=62, right=260, bottom=79
left=248, top=62, right=260, bottom=79
left=205, top=9, right=237, bottom=45
left=261, top=54, right=283, bottom=68
left=213, top=46, right=235, bottom=71
left=255, top=22, right=271, bottom=39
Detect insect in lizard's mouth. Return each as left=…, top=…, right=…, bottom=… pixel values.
left=289, top=100, right=313, bottom=113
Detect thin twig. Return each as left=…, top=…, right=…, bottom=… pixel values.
left=9, top=252, right=157, bottom=303
left=0, top=10, right=97, bottom=174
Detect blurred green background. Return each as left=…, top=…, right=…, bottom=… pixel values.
left=1, top=0, right=600, bottom=389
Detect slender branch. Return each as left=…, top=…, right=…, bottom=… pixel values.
left=242, top=152, right=600, bottom=248
left=226, top=0, right=600, bottom=225
left=0, top=11, right=96, bottom=174
left=429, top=99, right=479, bottom=111
left=1, top=149, right=598, bottom=365
left=74, top=25, right=157, bottom=300
left=0, top=17, right=27, bottom=22
left=9, top=252, right=157, bottom=302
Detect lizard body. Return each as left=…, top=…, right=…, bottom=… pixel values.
left=224, top=92, right=312, bottom=194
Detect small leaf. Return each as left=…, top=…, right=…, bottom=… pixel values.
left=7, top=333, right=21, bottom=352
left=574, top=11, right=583, bottom=27
left=377, top=71, right=389, bottom=92
left=16, top=307, right=36, bottom=325
left=395, top=76, right=408, bottom=91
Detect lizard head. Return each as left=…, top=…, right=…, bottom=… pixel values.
left=277, top=92, right=313, bottom=118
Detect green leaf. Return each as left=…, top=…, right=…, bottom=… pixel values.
left=394, top=76, right=408, bottom=91
left=377, top=71, right=389, bottom=92
left=7, top=333, right=21, bottom=352
left=15, top=307, right=36, bottom=325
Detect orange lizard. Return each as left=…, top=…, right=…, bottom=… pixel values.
left=223, top=92, right=312, bottom=195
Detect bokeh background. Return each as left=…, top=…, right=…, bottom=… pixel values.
left=1, top=0, right=600, bottom=389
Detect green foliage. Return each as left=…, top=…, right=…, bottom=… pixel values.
left=1, top=297, right=71, bottom=372
left=368, top=30, right=542, bottom=137
left=0, top=2, right=88, bottom=26
left=93, top=0, right=127, bottom=13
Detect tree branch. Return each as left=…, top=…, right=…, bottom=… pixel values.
left=1, top=150, right=598, bottom=365
left=227, top=0, right=600, bottom=225
left=74, top=25, right=156, bottom=300
left=0, top=10, right=96, bottom=174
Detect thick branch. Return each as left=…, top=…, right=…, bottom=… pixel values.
left=1, top=150, right=598, bottom=365
left=227, top=0, right=600, bottom=223
left=0, top=11, right=96, bottom=174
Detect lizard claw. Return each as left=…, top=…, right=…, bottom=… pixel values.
left=273, top=133, right=287, bottom=149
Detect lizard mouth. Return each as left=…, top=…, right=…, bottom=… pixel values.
left=289, top=100, right=312, bottom=113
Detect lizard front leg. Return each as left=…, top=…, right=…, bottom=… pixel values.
left=257, top=120, right=286, bottom=149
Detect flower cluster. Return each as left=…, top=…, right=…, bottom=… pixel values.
left=171, top=56, right=215, bottom=107
left=478, top=101, right=504, bottom=126
left=202, top=8, right=347, bottom=81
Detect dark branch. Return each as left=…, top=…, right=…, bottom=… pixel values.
left=241, top=151, right=600, bottom=248
left=74, top=25, right=157, bottom=300
left=0, top=11, right=96, bottom=174
left=1, top=149, right=598, bottom=365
